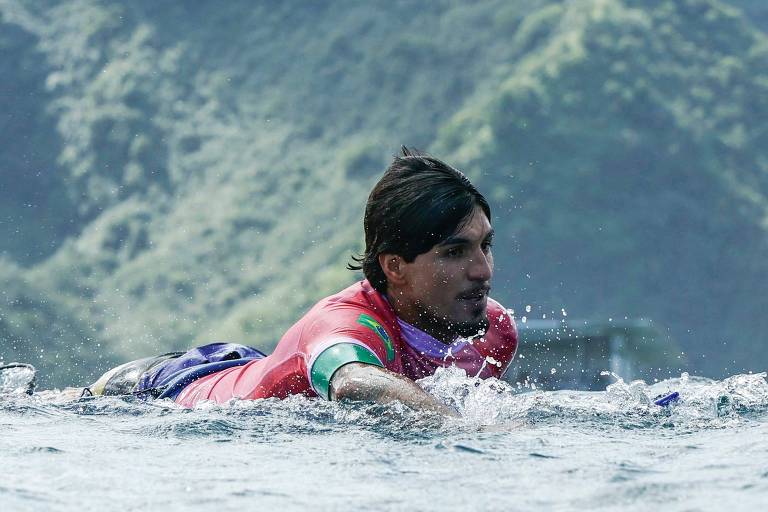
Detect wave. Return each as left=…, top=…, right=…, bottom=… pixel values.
left=420, top=367, right=768, bottom=430
left=2, top=367, right=767, bottom=437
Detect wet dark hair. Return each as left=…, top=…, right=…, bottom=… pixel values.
left=349, top=146, right=491, bottom=293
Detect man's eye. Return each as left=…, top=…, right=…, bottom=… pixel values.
left=482, top=241, right=494, bottom=253
left=445, top=247, right=464, bottom=258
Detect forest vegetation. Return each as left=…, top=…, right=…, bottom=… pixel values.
left=1, top=0, right=766, bottom=386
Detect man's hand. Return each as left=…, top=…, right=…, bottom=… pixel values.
left=329, top=362, right=459, bottom=417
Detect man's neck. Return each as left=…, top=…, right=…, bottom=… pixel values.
left=384, top=291, right=456, bottom=345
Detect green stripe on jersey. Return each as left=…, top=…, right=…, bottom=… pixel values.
left=310, top=343, right=383, bottom=400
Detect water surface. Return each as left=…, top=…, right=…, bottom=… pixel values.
left=2, top=368, right=767, bottom=511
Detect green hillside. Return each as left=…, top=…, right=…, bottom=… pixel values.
left=0, top=0, right=766, bottom=386
left=435, top=0, right=768, bottom=375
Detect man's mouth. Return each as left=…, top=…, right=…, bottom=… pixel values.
left=457, top=287, right=490, bottom=302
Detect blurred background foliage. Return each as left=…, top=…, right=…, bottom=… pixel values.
left=0, top=0, right=766, bottom=386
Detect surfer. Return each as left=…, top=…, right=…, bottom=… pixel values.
left=8, top=148, right=519, bottom=414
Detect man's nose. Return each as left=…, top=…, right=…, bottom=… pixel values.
left=467, top=248, right=493, bottom=282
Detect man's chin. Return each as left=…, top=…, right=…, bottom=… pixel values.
left=446, top=317, right=490, bottom=338
left=416, top=304, right=489, bottom=341
left=451, top=318, right=488, bottom=338
left=454, top=300, right=489, bottom=332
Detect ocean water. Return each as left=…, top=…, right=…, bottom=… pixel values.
left=1, top=367, right=767, bottom=512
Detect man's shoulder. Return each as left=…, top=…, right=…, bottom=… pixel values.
left=320, top=279, right=371, bottom=305
left=486, top=297, right=518, bottom=341
left=275, top=280, right=399, bottom=369
left=473, top=297, right=518, bottom=373
left=311, top=280, right=388, bottom=315
left=292, top=280, right=395, bottom=331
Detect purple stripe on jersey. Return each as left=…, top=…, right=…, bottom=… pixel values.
left=396, top=317, right=470, bottom=360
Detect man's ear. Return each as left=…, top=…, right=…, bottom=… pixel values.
left=378, top=253, right=407, bottom=286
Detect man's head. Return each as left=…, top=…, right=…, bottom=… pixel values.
left=349, top=147, right=494, bottom=340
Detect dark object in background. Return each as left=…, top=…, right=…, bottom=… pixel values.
left=504, top=319, right=683, bottom=390
left=0, top=362, right=37, bottom=395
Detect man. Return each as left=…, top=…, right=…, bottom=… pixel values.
left=87, top=148, right=518, bottom=414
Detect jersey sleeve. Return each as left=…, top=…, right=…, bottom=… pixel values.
left=301, top=306, right=396, bottom=400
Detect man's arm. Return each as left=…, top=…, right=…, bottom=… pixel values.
left=329, top=363, right=458, bottom=417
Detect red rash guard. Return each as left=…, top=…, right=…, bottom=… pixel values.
left=175, top=280, right=517, bottom=407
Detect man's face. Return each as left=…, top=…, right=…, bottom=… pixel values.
left=399, top=206, right=494, bottom=338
